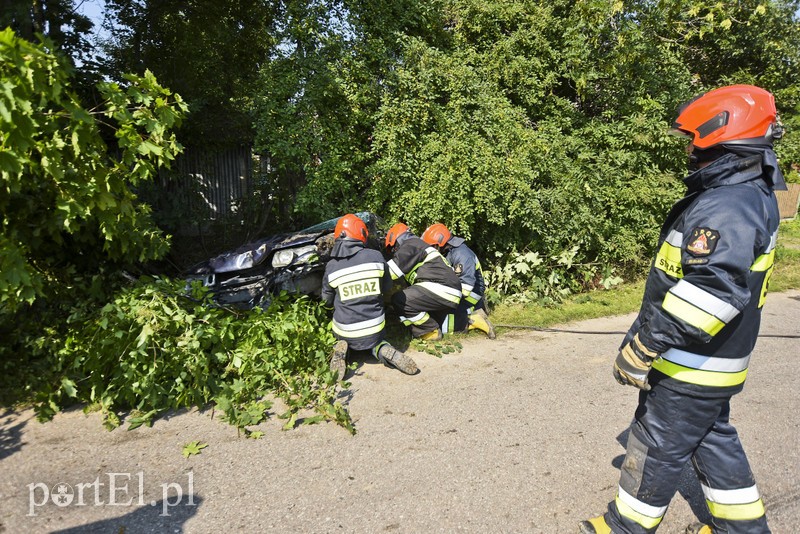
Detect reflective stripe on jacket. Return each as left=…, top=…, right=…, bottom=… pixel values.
left=444, top=236, right=486, bottom=306
left=627, top=153, right=781, bottom=397
left=387, top=236, right=462, bottom=305
left=321, top=239, right=391, bottom=349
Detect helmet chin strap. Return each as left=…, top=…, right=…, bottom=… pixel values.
left=687, top=153, right=699, bottom=172
left=688, top=146, right=725, bottom=171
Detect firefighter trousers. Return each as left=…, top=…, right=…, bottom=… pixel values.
left=605, top=383, right=770, bottom=534
left=391, top=284, right=457, bottom=338
left=440, top=298, right=487, bottom=334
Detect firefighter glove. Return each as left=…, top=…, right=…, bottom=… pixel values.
left=613, top=333, right=659, bottom=390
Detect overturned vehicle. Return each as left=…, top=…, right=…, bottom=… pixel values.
left=185, top=212, right=387, bottom=309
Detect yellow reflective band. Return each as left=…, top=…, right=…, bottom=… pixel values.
left=442, top=313, right=455, bottom=334
left=387, top=260, right=404, bottom=280
left=329, top=269, right=384, bottom=288
left=465, top=292, right=480, bottom=305
left=652, top=358, right=748, bottom=387
left=615, top=496, right=663, bottom=529
left=661, top=348, right=750, bottom=372
left=417, top=282, right=462, bottom=304
left=662, top=292, right=725, bottom=336
left=751, top=250, right=775, bottom=272
left=670, top=281, right=739, bottom=323
left=655, top=241, right=683, bottom=278
left=401, top=312, right=430, bottom=326
left=706, top=499, right=765, bottom=521
left=332, top=320, right=385, bottom=338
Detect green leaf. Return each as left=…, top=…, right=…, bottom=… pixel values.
left=60, top=377, right=77, bottom=398
left=299, top=415, right=325, bottom=427
left=136, top=324, right=154, bottom=347
left=127, top=409, right=158, bottom=430
left=182, top=441, right=208, bottom=458
left=281, top=412, right=297, bottom=431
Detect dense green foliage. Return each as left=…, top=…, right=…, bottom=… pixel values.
left=0, top=29, right=186, bottom=309
left=91, top=0, right=800, bottom=286
left=243, top=0, right=800, bottom=290
left=1, top=0, right=95, bottom=68
left=366, top=0, right=800, bottom=280
left=250, top=0, right=448, bottom=226
left=17, top=277, right=350, bottom=433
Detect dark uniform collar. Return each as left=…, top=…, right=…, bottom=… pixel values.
left=448, top=236, right=465, bottom=248
left=683, top=145, right=786, bottom=193
left=683, top=152, right=775, bottom=194
left=331, top=238, right=365, bottom=259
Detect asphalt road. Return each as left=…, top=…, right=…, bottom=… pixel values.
left=1, top=290, right=798, bottom=533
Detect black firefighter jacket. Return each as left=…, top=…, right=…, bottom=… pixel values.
left=386, top=234, right=462, bottom=307
left=444, top=236, right=486, bottom=307
left=321, top=238, right=392, bottom=351
left=625, top=152, right=781, bottom=398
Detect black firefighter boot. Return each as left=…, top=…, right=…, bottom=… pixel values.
left=329, top=340, right=348, bottom=382
left=374, top=342, right=418, bottom=375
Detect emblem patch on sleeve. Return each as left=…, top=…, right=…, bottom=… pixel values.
left=454, top=264, right=463, bottom=275
left=686, top=227, right=720, bottom=257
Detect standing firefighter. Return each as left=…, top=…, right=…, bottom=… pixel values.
left=385, top=223, right=462, bottom=341
left=421, top=223, right=496, bottom=339
left=581, top=85, right=784, bottom=534
left=321, top=214, right=418, bottom=379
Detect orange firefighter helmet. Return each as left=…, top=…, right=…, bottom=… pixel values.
left=334, top=213, right=368, bottom=244
left=385, top=223, right=409, bottom=248
left=671, top=84, right=782, bottom=150
left=421, top=223, right=452, bottom=247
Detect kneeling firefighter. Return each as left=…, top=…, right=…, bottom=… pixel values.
left=580, top=85, right=782, bottom=533
left=384, top=223, right=462, bottom=341
left=321, top=214, right=417, bottom=379
left=421, top=223, right=496, bottom=339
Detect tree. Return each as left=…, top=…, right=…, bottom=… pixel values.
left=0, top=29, right=187, bottom=309
left=101, top=0, right=279, bottom=149
left=364, top=0, right=800, bottom=280
left=0, top=0, right=94, bottom=65
left=251, top=0, right=448, bottom=227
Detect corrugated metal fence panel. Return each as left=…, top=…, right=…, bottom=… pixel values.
left=164, top=146, right=253, bottom=219
left=776, top=183, right=800, bottom=221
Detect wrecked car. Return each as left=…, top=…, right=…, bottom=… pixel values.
left=186, top=212, right=387, bottom=309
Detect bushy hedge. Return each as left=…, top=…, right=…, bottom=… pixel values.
left=251, top=0, right=800, bottom=301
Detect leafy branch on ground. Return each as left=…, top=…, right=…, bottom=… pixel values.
left=8, top=277, right=354, bottom=435
left=411, top=337, right=464, bottom=358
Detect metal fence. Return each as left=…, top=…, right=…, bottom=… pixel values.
left=160, top=145, right=254, bottom=219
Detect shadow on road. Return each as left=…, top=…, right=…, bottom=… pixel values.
left=51, top=495, right=202, bottom=534
left=0, top=408, right=27, bottom=461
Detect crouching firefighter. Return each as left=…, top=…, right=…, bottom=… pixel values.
left=385, top=223, right=462, bottom=341
left=421, top=223, right=496, bottom=339
left=580, top=84, right=782, bottom=534
left=321, top=214, right=418, bottom=379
